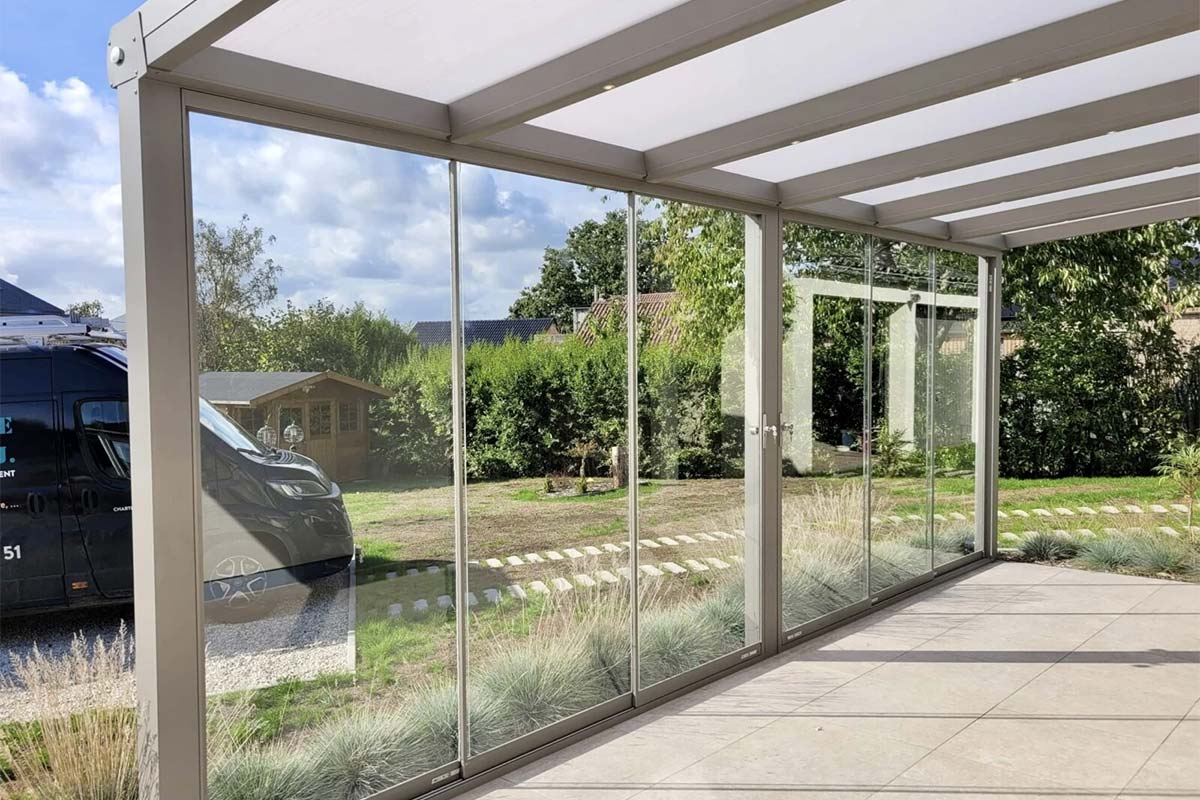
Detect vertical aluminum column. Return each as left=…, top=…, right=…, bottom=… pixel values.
left=626, top=193, right=641, bottom=696
left=978, top=255, right=1003, bottom=558
left=448, top=161, right=470, bottom=763
left=744, top=210, right=782, bottom=656
left=119, top=78, right=205, bottom=799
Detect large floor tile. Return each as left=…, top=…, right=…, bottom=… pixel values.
left=1071, top=612, right=1200, bottom=663
left=875, top=749, right=1098, bottom=799
left=1041, top=567, right=1170, bottom=586
left=909, top=611, right=1117, bottom=661
left=994, top=659, right=1200, bottom=723
left=1124, top=719, right=1200, bottom=793
left=896, top=583, right=1026, bottom=615
left=951, top=561, right=1063, bottom=586
left=460, top=779, right=641, bottom=800
left=636, top=788, right=874, bottom=800
left=669, top=658, right=875, bottom=716
left=504, top=710, right=773, bottom=788
left=935, top=717, right=1175, bottom=792
left=816, top=611, right=970, bottom=656
left=658, top=716, right=928, bottom=789
left=1131, top=583, right=1200, bottom=614
left=1003, top=583, right=1162, bottom=615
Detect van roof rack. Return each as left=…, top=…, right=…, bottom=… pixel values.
left=0, top=314, right=126, bottom=346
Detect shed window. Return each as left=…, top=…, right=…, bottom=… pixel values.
left=309, top=402, right=332, bottom=437
left=338, top=401, right=360, bottom=433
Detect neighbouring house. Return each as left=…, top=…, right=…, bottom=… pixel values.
left=411, top=318, right=558, bottom=348
left=576, top=292, right=683, bottom=345
left=199, top=370, right=392, bottom=482
left=0, top=278, right=66, bottom=317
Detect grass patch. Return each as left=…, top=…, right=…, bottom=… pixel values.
left=511, top=482, right=660, bottom=503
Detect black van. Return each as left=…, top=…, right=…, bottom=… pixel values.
left=0, top=343, right=354, bottom=620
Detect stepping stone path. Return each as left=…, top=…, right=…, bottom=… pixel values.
left=1077, top=507, right=1097, bottom=515
left=1076, top=529, right=1095, bottom=537
left=547, top=551, right=564, bottom=560
left=466, top=592, right=478, bottom=607
left=483, top=588, right=501, bottom=604
left=596, top=570, right=619, bottom=584
left=551, top=577, right=573, bottom=592
left=437, top=595, right=452, bottom=608
left=1124, top=505, right=1143, bottom=514
left=1149, top=504, right=1169, bottom=513
left=659, top=537, right=679, bottom=546
left=661, top=562, right=687, bottom=574
left=1011, top=510, right=1029, bottom=518
left=529, top=581, right=550, bottom=595
left=1033, top=509, right=1052, bottom=517
left=1171, top=504, right=1189, bottom=513
left=525, top=553, right=545, bottom=563
left=506, top=556, right=523, bottom=566
left=583, top=546, right=602, bottom=556
left=1053, top=508, right=1074, bottom=516
left=685, top=559, right=709, bottom=571
left=640, top=564, right=663, bottom=577
left=485, top=558, right=503, bottom=568
left=707, top=557, right=731, bottom=569
left=639, top=539, right=661, bottom=548
left=1099, top=506, right=1121, bottom=514
left=413, top=599, right=429, bottom=613
left=1157, top=526, right=1180, bottom=537
left=603, top=543, right=623, bottom=553
left=574, top=574, right=596, bottom=588
left=676, top=535, right=698, bottom=544
left=507, top=585, right=526, bottom=601
left=564, top=548, right=583, bottom=559
left=949, top=512, right=968, bottom=521
left=388, top=603, right=404, bottom=617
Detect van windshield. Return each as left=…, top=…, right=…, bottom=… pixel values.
left=200, top=398, right=270, bottom=456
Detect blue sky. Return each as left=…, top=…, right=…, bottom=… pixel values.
left=0, top=1, right=618, bottom=322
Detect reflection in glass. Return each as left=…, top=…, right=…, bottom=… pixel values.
left=636, top=199, right=751, bottom=687
left=869, top=238, right=933, bottom=592
left=190, top=114, right=458, bottom=796
left=780, top=225, right=869, bottom=630
left=458, top=165, right=631, bottom=755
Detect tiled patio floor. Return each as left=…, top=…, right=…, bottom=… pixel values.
left=461, top=561, right=1200, bottom=800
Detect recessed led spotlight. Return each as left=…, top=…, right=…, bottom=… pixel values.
left=1007, top=77, right=1022, bottom=84
left=791, top=140, right=802, bottom=145
left=1106, top=130, right=1118, bottom=135
left=602, top=84, right=617, bottom=91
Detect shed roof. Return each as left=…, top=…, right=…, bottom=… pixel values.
left=412, top=319, right=556, bottom=348
left=200, top=371, right=392, bottom=406
left=0, top=279, right=65, bottom=317
left=578, top=293, right=682, bottom=346
left=115, top=0, right=1200, bottom=251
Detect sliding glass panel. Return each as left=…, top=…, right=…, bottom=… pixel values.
left=635, top=198, right=753, bottom=688
left=868, top=239, right=933, bottom=592
left=189, top=115, right=459, bottom=796
left=458, top=166, right=630, bottom=756
left=932, top=250, right=982, bottom=565
left=780, top=224, right=869, bottom=631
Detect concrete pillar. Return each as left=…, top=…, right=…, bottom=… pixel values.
left=782, top=281, right=813, bottom=474
left=887, top=302, right=917, bottom=442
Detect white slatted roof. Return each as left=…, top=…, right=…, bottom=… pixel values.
left=113, top=0, right=1200, bottom=249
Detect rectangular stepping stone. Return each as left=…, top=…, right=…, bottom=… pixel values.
left=676, top=535, right=698, bottom=544
left=932, top=513, right=947, bottom=521
left=1053, top=508, right=1074, bottom=516
left=388, top=603, right=404, bottom=617
left=529, top=581, right=551, bottom=595
left=888, top=515, right=904, bottom=524
left=583, top=545, right=602, bottom=556
left=507, top=584, right=527, bottom=601
left=949, top=512, right=967, bottom=521
left=712, top=531, right=734, bottom=539
left=525, top=552, right=545, bottom=563
left=639, top=539, right=661, bottom=548
left=996, top=510, right=1008, bottom=519
left=1077, top=529, right=1095, bottom=537
left=999, top=532, right=1021, bottom=545
left=1149, top=504, right=1169, bottom=513
left=871, top=516, right=884, bottom=525
left=697, top=533, right=717, bottom=542
left=551, top=577, right=573, bottom=592
left=658, top=537, right=679, bottom=546
left=617, top=566, right=632, bottom=579
left=603, top=543, right=623, bottom=553
left=506, top=555, right=524, bottom=566
left=1033, top=508, right=1052, bottom=517
left=906, top=514, right=923, bottom=522
left=1011, top=510, right=1029, bottom=518
left=1125, top=505, right=1144, bottom=514
left=1171, top=503, right=1189, bottom=513
left=731, top=555, right=744, bottom=564
left=564, top=548, right=584, bottom=559
left=1099, top=506, right=1120, bottom=514
left=426, top=565, right=441, bottom=574
left=596, top=570, right=619, bottom=584
left=1077, top=506, right=1097, bottom=515
left=386, top=571, right=398, bottom=580
left=413, top=598, right=429, bottom=613
left=685, top=559, right=709, bottom=571
left=436, top=595, right=452, bottom=608
left=485, top=558, right=503, bottom=568
left=661, top=562, right=687, bottom=574
left=639, top=564, right=663, bottom=577
left=406, top=568, right=420, bottom=576
left=1157, top=526, right=1180, bottom=537
left=706, top=557, right=731, bottom=569
left=483, top=588, right=501, bottom=604
left=546, top=551, right=564, bottom=560
left=1102, top=527, right=1123, bottom=535
left=574, top=574, right=597, bottom=588
left=466, top=592, right=478, bottom=606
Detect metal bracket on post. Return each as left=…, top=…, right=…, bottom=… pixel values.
left=108, top=12, right=148, bottom=89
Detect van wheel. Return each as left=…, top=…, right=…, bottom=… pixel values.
left=206, top=553, right=280, bottom=624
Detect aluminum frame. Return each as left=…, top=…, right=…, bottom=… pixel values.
left=124, top=77, right=1002, bottom=800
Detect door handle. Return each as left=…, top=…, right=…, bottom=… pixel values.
left=81, top=488, right=100, bottom=513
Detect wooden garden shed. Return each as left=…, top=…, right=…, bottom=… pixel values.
left=199, top=370, right=391, bottom=482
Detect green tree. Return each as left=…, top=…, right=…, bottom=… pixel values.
left=509, top=206, right=669, bottom=328
left=1155, top=435, right=1200, bottom=543
left=194, top=215, right=281, bottom=371
left=65, top=300, right=105, bottom=318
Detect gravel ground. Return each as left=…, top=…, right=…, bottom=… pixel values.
left=0, top=573, right=353, bottom=723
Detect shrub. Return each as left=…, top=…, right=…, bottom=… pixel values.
left=638, top=605, right=729, bottom=687
left=584, top=619, right=632, bottom=695
left=869, top=539, right=929, bottom=585
left=871, top=423, right=925, bottom=478
left=931, top=527, right=975, bottom=556
left=1076, top=537, right=1137, bottom=571
left=782, top=550, right=861, bottom=624
left=1018, top=531, right=1078, bottom=562
left=695, top=577, right=747, bottom=646
left=935, top=442, right=976, bottom=472
left=473, top=640, right=610, bottom=746
left=209, top=748, right=326, bottom=800
left=1131, top=537, right=1197, bottom=576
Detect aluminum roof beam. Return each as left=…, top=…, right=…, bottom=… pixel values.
left=777, top=78, right=1200, bottom=208
left=448, top=0, right=845, bottom=144
left=1002, top=199, right=1200, bottom=248
left=875, top=134, right=1200, bottom=225
left=948, top=173, right=1200, bottom=240
left=644, top=0, right=1200, bottom=181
